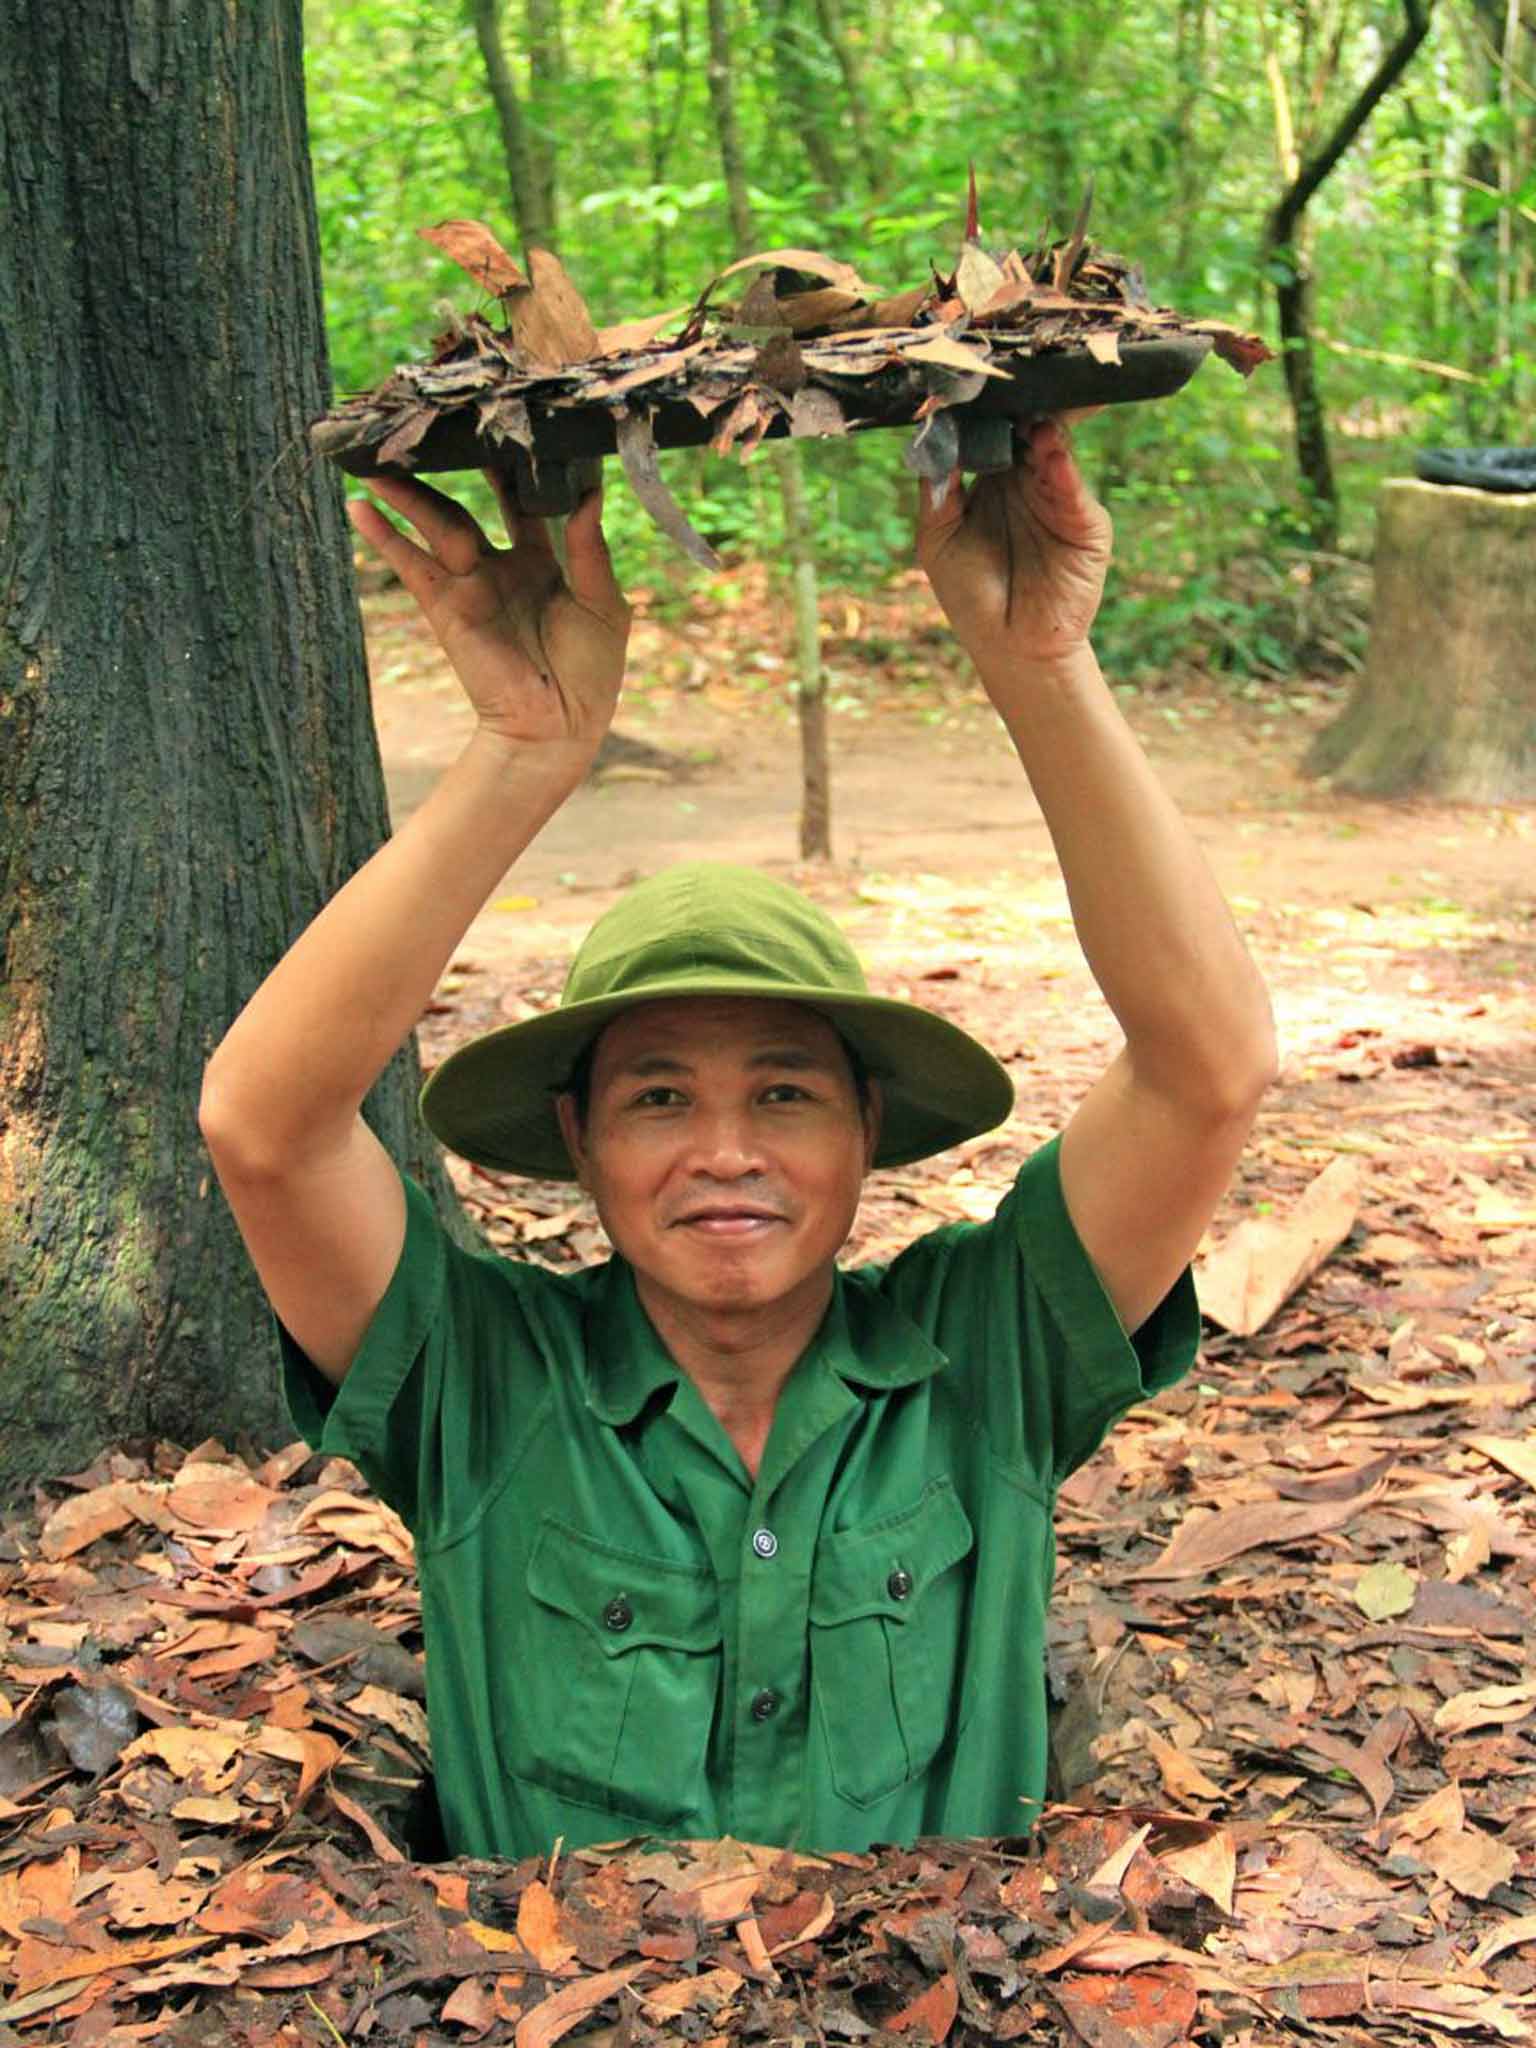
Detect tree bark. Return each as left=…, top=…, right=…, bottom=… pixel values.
left=809, top=0, right=883, bottom=193
left=1305, top=480, right=1536, bottom=797
left=523, top=0, right=565, bottom=250
left=469, top=0, right=556, bottom=252
left=643, top=0, right=692, bottom=298
left=770, top=446, right=832, bottom=860
left=767, top=0, right=845, bottom=195
left=0, top=0, right=457, bottom=1502
left=1261, top=0, right=1433, bottom=549
left=705, top=0, right=755, bottom=252
left=705, top=0, right=834, bottom=858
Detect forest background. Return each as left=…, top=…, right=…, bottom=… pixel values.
left=2, top=12, right=1535, bottom=2032
left=1, top=0, right=1531, bottom=1488
left=307, top=0, right=1533, bottom=682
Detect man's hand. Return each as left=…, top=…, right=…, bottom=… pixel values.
left=914, top=417, right=1112, bottom=673
left=350, top=470, right=631, bottom=753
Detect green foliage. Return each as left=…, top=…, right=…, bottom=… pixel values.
left=302, top=0, right=1534, bottom=682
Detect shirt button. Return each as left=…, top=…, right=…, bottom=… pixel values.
left=887, top=1568, right=914, bottom=1601
left=603, top=1596, right=634, bottom=1632
left=749, top=1688, right=780, bottom=1722
left=751, top=1527, right=779, bottom=1560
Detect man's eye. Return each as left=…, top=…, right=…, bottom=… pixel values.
left=761, top=1083, right=810, bottom=1103
left=632, top=1086, right=684, bottom=1108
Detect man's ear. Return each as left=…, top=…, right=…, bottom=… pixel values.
left=554, top=1092, right=591, bottom=1190
left=861, top=1077, right=883, bottom=1171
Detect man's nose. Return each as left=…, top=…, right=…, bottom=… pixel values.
left=685, top=1106, right=767, bottom=1177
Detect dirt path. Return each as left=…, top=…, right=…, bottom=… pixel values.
left=368, top=588, right=1533, bottom=1103
left=369, top=583, right=1533, bottom=943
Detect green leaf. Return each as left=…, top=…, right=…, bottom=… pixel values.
left=1353, top=1561, right=1417, bottom=1621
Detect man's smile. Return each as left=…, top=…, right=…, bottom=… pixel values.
left=671, top=1203, right=788, bottom=1238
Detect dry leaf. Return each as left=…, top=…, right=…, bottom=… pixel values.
left=899, top=334, right=1012, bottom=380
left=1159, top=1830, right=1236, bottom=1916
left=595, top=307, right=689, bottom=352
left=420, top=220, right=528, bottom=295
left=615, top=411, right=722, bottom=569
left=1128, top=1483, right=1383, bottom=1579
left=1466, top=1434, right=1536, bottom=1490
left=1195, top=1159, right=1362, bottom=1335
left=517, top=1964, right=647, bottom=2048
left=517, top=1878, right=578, bottom=1972
left=888, top=1970, right=960, bottom=2041
left=1433, top=1682, right=1536, bottom=1735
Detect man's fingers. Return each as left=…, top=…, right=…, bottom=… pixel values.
left=561, top=488, right=624, bottom=614
left=482, top=467, right=555, bottom=554
left=364, top=471, right=488, bottom=577
left=1011, top=418, right=1113, bottom=553
left=347, top=495, right=448, bottom=609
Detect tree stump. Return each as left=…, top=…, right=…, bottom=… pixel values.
left=1306, top=478, right=1536, bottom=798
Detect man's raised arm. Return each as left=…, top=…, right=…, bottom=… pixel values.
left=916, top=420, right=1276, bottom=1333
left=199, top=474, right=631, bottom=1383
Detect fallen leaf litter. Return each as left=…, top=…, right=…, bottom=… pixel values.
left=5, top=918, right=1534, bottom=2043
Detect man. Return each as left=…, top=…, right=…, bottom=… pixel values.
left=200, top=420, right=1275, bottom=1859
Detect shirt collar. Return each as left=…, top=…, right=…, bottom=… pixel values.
left=581, top=1258, right=683, bottom=1425
left=581, top=1259, right=949, bottom=1426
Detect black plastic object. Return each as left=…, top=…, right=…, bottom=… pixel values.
left=1415, top=447, right=1536, bottom=493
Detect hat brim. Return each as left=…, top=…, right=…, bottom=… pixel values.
left=419, top=980, right=1015, bottom=1179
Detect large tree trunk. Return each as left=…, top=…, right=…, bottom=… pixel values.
left=0, top=0, right=456, bottom=1503
left=1305, top=480, right=1536, bottom=797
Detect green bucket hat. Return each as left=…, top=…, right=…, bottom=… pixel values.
left=420, top=862, right=1014, bottom=1179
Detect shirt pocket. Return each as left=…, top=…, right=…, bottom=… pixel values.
left=808, top=1480, right=975, bottom=1809
left=509, top=1515, right=723, bottom=1827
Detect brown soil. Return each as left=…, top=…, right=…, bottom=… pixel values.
left=369, top=568, right=1535, bottom=1283
left=369, top=580, right=1534, bottom=953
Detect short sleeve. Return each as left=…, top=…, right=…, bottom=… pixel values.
left=278, top=1171, right=553, bottom=1540
left=874, top=1135, right=1200, bottom=1486
left=1000, top=1136, right=1199, bottom=1477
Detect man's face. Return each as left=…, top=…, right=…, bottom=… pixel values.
left=556, top=997, right=880, bottom=1324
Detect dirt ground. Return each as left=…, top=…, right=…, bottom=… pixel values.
left=368, top=564, right=1535, bottom=1276
left=0, top=596, right=1529, bottom=2045
left=370, top=579, right=1533, bottom=920
left=367, top=580, right=1535, bottom=1162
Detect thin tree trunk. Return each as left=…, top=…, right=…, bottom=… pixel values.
left=469, top=0, right=555, bottom=251
left=810, top=0, right=883, bottom=193
left=524, top=0, right=564, bottom=250
left=1170, top=0, right=1210, bottom=286
left=1273, top=266, right=1339, bottom=547
left=1261, top=0, right=1432, bottom=548
left=643, top=0, right=692, bottom=299
left=0, top=0, right=460, bottom=1503
left=771, top=446, right=831, bottom=860
left=705, top=0, right=755, bottom=251
left=705, top=0, right=833, bottom=858
left=768, top=0, right=844, bottom=194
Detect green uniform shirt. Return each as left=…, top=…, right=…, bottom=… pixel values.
left=282, top=1137, right=1198, bottom=1859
